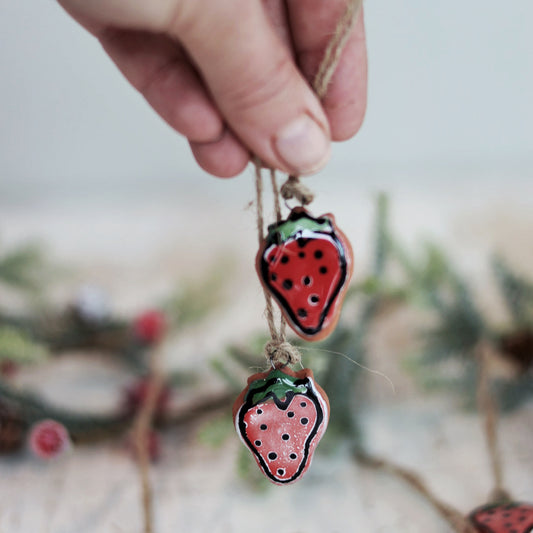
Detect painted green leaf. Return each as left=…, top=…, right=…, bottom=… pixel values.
left=267, top=216, right=332, bottom=244
left=246, top=369, right=308, bottom=405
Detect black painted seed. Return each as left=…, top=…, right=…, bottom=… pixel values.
left=282, top=434, right=290, bottom=441
left=302, top=276, right=311, bottom=286
left=257, top=409, right=263, bottom=414
left=271, top=273, right=277, bottom=282
left=255, top=440, right=261, bottom=446
left=309, top=295, right=319, bottom=304
left=287, top=411, right=295, bottom=418
left=300, top=402, right=307, bottom=407
left=277, top=469, right=284, bottom=476
left=268, top=452, right=277, bottom=460
left=314, top=250, right=323, bottom=259
left=297, top=238, right=308, bottom=248
left=289, top=453, right=297, bottom=460
left=260, top=424, right=267, bottom=430
left=319, top=266, right=328, bottom=274
left=301, top=417, right=309, bottom=425
left=298, top=252, right=305, bottom=258
left=281, top=255, right=289, bottom=264
left=282, top=279, right=293, bottom=290
left=297, top=308, right=307, bottom=318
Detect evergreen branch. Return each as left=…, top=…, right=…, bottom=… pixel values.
left=0, top=325, right=49, bottom=364
left=492, top=255, right=533, bottom=328
left=0, top=379, right=132, bottom=440
left=0, top=242, right=50, bottom=294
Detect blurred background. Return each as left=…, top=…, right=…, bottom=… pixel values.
left=0, top=1, right=532, bottom=532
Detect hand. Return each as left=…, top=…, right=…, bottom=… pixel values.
left=58, top=0, right=367, bottom=178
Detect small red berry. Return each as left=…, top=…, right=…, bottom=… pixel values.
left=29, top=419, right=71, bottom=460
left=133, top=310, right=167, bottom=345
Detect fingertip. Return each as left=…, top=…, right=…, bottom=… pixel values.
left=190, top=129, right=250, bottom=178
left=329, top=97, right=367, bottom=141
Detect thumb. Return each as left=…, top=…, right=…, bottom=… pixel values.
left=169, top=0, right=331, bottom=175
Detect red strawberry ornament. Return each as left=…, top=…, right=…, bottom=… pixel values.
left=469, top=502, right=533, bottom=533
left=256, top=207, right=353, bottom=341
left=233, top=366, right=329, bottom=485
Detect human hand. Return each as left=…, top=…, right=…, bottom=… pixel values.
left=58, top=0, right=367, bottom=178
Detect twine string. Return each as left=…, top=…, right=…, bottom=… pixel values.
left=269, top=168, right=289, bottom=337
left=476, top=342, right=512, bottom=503
left=133, top=344, right=165, bottom=533
left=356, top=452, right=477, bottom=533
left=255, top=161, right=301, bottom=367
left=355, top=340, right=516, bottom=532
left=255, top=160, right=283, bottom=345
left=280, top=0, right=364, bottom=205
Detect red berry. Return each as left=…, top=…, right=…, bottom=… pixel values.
left=29, top=420, right=70, bottom=460
left=133, top=310, right=167, bottom=344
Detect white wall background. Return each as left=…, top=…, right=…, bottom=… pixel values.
left=0, top=0, right=531, bottom=204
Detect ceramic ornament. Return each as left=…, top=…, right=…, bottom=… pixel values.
left=469, top=502, right=533, bottom=533
left=233, top=366, right=329, bottom=485
left=256, top=207, right=353, bottom=342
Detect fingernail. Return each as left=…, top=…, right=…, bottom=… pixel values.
left=274, top=115, right=330, bottom=175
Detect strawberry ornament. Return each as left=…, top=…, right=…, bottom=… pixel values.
left=469, top=502, right=533, bottom=533
left=256, top=207, right=353, bottom=341
left=233, top=366, right=329, bottom=485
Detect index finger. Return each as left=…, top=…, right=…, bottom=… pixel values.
left=286, top=0, right=368, bottom=141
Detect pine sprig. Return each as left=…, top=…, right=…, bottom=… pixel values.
left=492, top=255, right=533, bottom=328
left=0, top=242, right=51, bottom=295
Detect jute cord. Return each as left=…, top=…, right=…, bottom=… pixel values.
left=133, top=344, right=165, bottom=533
left=280, top=0, right=364, bottom=204
left=355, top=338, right=516, bottom=532
left=476, top=341, right=511, bottom=503
left=355, top=451, right=477, bottom=533
left=255, top=161, right=301, bottom=367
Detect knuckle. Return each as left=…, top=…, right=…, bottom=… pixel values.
left=165, top=0, right=202, bottom=39
left=137, top=57, right=180, bottom=96
left=221, top=55, right=296, bottom=117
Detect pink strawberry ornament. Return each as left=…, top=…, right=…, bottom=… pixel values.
left=469, top=502, right=533, bottom=533
left=233, top=366, right=329, bottom=485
